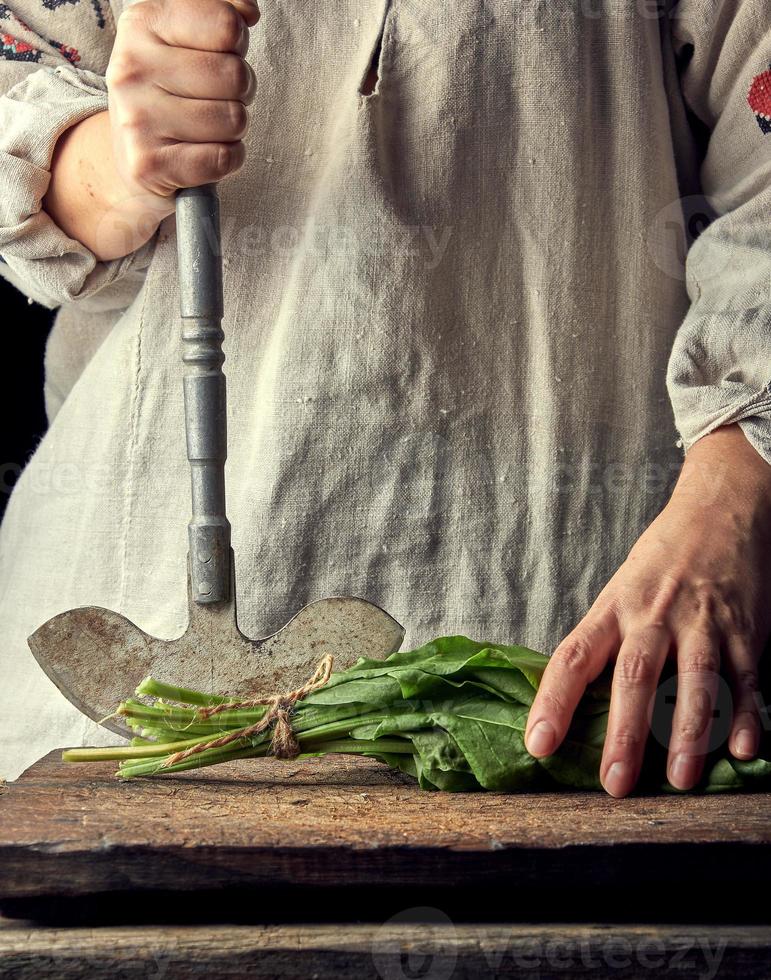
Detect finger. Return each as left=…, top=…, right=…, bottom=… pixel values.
left=724, top=634, right=761, bottom=760
left=136, top=140, right=246, bottom=194
left=600, top=626, right=669, bottom=798
left=114, top=91, right=247, bottom=160
left=152, top=48, right=256, bottom=103
left=667, top=629, right=721, bottom=791
left=225, top=0, right=260, bottom=29
left=526, top=608, right=619, bottom=758
left=149, top=93, right=249, bottom=144
left=166, top=139, right=246, bottom=187
left=155, top=0, right=258, bottom=51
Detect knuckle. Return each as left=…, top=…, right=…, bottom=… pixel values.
left=693, top=587, right=717, bottom=619
left=675, top=694, right=712, bottom=743
left=213, top=143, right=235, bottom=177
left=615, top=651, right=657, bottom=686
left=677, top=716, right=707, bottom=742
left=244, top=63, right=257, bottom=101
left=554, top=638, right=592, bottom=676
left=199, top=50, right=223, bottom=82
left=735, top=668, right=759, bottom=693
left=116, top=1, right=152, bottom=30
left=724, top=606, right=757, bottom=639
left=683, top=682, right=712, bottom=710
left=537, top=690, right=568, bottom=718
left=213, top=2, right=243, bottom=50
left=612, top=728, right=641, bottom=750
left=680, top=649, right=720, bottom=675
left=225, top=100, right=248, bottom=137
left=106, top=52, right=141, bottom=89
left=230, top=140, right=246, bottom=172
left=225, top=55, right=251, bottom=98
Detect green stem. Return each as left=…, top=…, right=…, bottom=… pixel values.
left=290, top=713, right=390, bottom=741
left=62, top=731, right=232, bottom=763
left=115, top=736, right=414, bottom=778
left=136, top=677, right=231, bottom=708
left=139, top=723, right=227, bottom=739
left=61, top=676, right=417, bottom=779
left=118, top=741, right=269, bottom=778
left=302, top=738, right=413, bottom=755
left=119, top=703, right=266, bottom=730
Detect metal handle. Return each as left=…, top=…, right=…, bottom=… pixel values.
left=176, top=184, right=231, bottom=604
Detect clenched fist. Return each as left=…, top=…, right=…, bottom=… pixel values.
left=43, top=0, right=259, bottom=259
left=106, top=0, right=259, bottom=201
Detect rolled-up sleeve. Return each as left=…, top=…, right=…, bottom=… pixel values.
left=0, top=1, right=156, bottom=309
left=665, top=0, right=771, bottom=464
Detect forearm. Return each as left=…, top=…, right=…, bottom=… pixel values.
left=674, top=424, right=771, bottom=526
left=42, top=110, right=175, bottom=261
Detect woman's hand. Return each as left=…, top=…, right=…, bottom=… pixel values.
left=525, top=424, right=771, bottom=797
left=107, top=0, right=258, bottom=202
left=44, top=0, right=259, bottom=260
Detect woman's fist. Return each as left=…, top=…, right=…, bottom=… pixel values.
left=106, top=0, right=259, bottom=202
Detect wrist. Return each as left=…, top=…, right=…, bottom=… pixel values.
left=673, top=423, right=771, bottom=527
left=44, top=110, right=175, bottom=260
left=92, top=185, right=175, bottom=260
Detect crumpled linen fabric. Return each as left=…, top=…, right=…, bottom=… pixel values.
left=665, top=0, right=771, bottom=457
left=0, top=0, right=769, bottom=779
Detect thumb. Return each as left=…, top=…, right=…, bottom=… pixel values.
left=228, top=0, right=259, bottom=29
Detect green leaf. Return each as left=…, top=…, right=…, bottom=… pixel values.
left=64, top=633, right=771, bottom=795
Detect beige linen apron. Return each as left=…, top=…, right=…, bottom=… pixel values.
left=0, top=0, right=769, bottom=779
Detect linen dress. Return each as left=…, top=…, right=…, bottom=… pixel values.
left=0, top=0, right=769, bottom=780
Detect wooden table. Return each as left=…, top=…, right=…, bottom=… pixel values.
left=1, top=752, right=770, bottom=977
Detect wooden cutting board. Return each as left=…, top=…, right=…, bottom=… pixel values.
left=2, top=919, right=770, bottom=980
left=2, top=751, right=771, bottom=912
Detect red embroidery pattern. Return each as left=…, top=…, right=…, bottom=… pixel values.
left=50, top=39, right=80, bottom=64
left=0, top=31, right=40, bottom=61
left=748, top=66, right=771, bottom=134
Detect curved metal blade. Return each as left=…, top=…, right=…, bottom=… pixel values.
left=28, top=580, right=404, bottom=737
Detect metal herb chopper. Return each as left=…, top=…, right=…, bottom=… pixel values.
left=28, top=183, right=404, bottom=735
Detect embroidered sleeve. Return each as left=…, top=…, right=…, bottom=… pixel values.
left=665, top=0, right=771, bottom=464
left=0, top=0, right=157, bottom=309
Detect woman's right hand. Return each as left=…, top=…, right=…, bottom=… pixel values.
left=44, top=0, right=259, bottom=259
left=106, top=0, right=259, bottom=204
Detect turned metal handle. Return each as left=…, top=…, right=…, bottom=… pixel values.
left=176, top=184, right=231, bottom=604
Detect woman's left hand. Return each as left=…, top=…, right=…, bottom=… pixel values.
left=525, top=424, right=771, bottom=797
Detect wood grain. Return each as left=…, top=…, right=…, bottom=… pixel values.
left=1, top=919, right=770, bottom=979
left=1, top=752, right=771, bottom=902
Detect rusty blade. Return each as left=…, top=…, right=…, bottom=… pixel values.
left=27, top=565, right=404, bottom=738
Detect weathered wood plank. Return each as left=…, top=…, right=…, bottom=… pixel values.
left=1, top=920, right=769, bottom=979
left=1, top=753, right=771, bottom=902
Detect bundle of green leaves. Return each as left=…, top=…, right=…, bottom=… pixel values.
left=63, top=636, right=771, bottom=792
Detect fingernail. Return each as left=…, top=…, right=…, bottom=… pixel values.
left=526, top=720, right=555, bottom=757
left=668, top=753, right=693, bottom=789
left=734, top=729, right=756, bottom=759
left=603, top=761, right=631, bottom=798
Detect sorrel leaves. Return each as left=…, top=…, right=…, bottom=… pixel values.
left=63, top=635, right=771, bottom=793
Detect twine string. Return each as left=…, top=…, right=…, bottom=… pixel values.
left=161, top=654, right=334, bottom=768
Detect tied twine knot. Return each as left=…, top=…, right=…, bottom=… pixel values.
left=162, top=655, right=334, bottom=768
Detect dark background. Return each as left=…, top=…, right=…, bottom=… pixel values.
left=1, top=276, right=53, bottom=519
